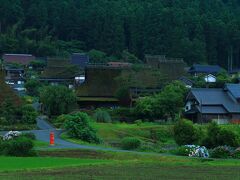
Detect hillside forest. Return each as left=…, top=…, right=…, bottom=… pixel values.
left=1, top=0, right=240, bottom=69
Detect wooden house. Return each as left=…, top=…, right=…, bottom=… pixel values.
left=185, top=84, right=240, bottom=124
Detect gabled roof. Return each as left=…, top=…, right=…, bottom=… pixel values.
left=188, top=88, right=240, bottom=113
left=41, top=58, right=81, bottom=79
left=71, top=53, right=89, bottom=68
left=225, top=83, right=240, bottom=100
left=3, top=54, right=35, bottom=65
left=196, top=105, right=228, bottom=114
left=76, top=67, right=122, bottom=97
left=179, top=76, right=193, bottom=86
left=188, top=64, right=222, bottom=74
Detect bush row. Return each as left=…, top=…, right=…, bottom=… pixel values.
left=0, top=134, right=36, bottom=157
left=173, top=120, right=240, bottom=148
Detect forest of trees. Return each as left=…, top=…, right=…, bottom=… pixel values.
left=1, top=0, right=240, bottom=69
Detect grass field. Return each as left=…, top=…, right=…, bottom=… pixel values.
left=1, top=149, right=240, bottom=179
left=33, top=140, right=50, bottom=148
left=61, top=122, right=176, bottom=152
left=1, top=163, right=240, bottom=180
left=0, top=157, right=110, bottom=172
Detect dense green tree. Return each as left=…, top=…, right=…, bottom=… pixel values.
left=135, top=81, right=187, bottom=121
left=39, top=85, right=77, bottom=116
left=24, top=79, right=42, bottom=96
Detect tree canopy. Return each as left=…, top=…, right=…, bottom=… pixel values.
left=39, top=85, right=77, bottom=116
left=1, top=0, right=240, bottom=68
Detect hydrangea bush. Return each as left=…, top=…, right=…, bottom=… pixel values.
left=174, top=145, right=209, bottom=158
left=185, top=145, right=209, bottom=158
left=3, top=131, right=22, bottom=141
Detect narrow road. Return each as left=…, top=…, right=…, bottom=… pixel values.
left=30, top=117, right=150, bottom=153
left=1, top=117, right=166, bottom=156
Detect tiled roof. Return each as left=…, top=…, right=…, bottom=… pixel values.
left=189, top=88, right=240, bottom=113
left=225, top=83, right=240, bottom=99
left=196, top=105, right=228, bottom=114
left=188, top=64, right=222, bottom=74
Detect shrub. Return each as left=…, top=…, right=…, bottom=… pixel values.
left=94, top=109, right=111, bottom=123
left=21, top=132, right=36, bottom=140
left=111, top=108, right=135, bottom=123
left=1, top=137, right=36, bottom=157
left=64, top=112, right=100, bottom=144
left=21, top=105, right=38, bottom=124
left=210, top=146, right=232, bottom=159
left=121, top=137, right=141, bottom=150
left=172, top=145, right=209, bottom=158
left=202, top=122, right=240, bottom=148
left=134, top=120, right=142, bottom=126
left=173, top=119, right=200, bottom=145
left=172, top=146, right=192, bottom=156
left=218, top=129, right=240, bottom=147
left=25, top=79, right=41, bottom=96
left=55, top=114, right=71, bottom=127
left=232, top=149, right=240, bottom=159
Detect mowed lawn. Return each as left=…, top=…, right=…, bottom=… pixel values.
left=0, top=157, right=110, bottom=171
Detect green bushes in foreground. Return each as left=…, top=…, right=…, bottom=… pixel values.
left=202, top=122, right=240, bottom=148
left=173, top=119, right=201, bottom=146
left=0, top=136, right=36, bottom=157
left=174, top=120, right=240, bottom=148
left=64, top=112, right=101, bottom=144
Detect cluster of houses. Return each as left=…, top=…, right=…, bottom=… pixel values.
left=1, top=53, right=240, bottom=124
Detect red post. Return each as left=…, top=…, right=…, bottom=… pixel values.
left=50, top=132, right=55, bottom=146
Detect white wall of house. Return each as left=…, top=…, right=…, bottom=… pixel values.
left=185, top=101, right=192, bottom=112
left=204, top=74, right=216, bottom=83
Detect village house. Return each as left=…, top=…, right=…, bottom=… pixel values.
left=188, top=64, right=225, bottom=83
left=71, top=53, right=90, bottom=69
left=40, top=58, right=82, bottom=88
left=188, top=64, right=223, bottom=76
left=76, top=65, right=123, bottom=108
left=4, top=67, right=25, bottom=85
left=185, top=84, right=240, bottom=124
left=145, top=54, right=187, bottom=80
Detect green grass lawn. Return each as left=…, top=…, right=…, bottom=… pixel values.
left=33, top=140, right=49, bottom=148
left=61, top=122, right=176, bottom=152
left=0, top=157, right=110, bottom=172
left=1, top=149, right=240, bottom=179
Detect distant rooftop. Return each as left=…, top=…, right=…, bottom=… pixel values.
left=71, top=53, right=89, bottom=68
left=145, top=54, right=184, bottom=63
left=188, top=64, right=223, bottom=74
left=188, top=87, right=240, bottom=113
left=4, top=54, right=33, bottom=57
left=3, top=54, right=35, bottom=65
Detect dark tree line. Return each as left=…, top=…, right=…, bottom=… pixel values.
left=1, top=0, right=240, bottom=69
